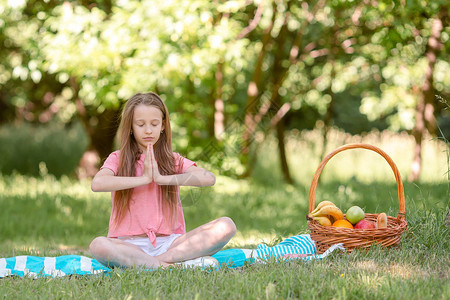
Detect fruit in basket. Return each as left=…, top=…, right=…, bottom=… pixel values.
left=309, top=201, right=337, bottom=216
left=345, top=206, right=365, bottom=224
left=376, top=212, right=388, bottom=228
left=332, top=219, right=354, bottom=229
left=313, top=216, right=332, bottom=226
left=310, top=205, right=344, bottom=221
left=354, top=219, right=375, bottom=229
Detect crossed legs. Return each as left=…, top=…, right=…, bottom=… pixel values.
left=89, top=217, right=236, bottom=269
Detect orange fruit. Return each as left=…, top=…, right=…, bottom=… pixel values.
left=332, top=219, right=354, bottom=229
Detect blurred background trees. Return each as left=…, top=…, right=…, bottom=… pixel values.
left=0, top=0, right=448, bottom=181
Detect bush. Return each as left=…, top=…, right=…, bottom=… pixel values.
left=0, top=122, right=88, bottom=177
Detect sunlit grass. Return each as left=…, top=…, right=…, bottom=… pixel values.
left=0, top=129, right=448, bottom=299
left=226, top=231, right=280, bottom=249
left=254, top=128, right=448, bottom=186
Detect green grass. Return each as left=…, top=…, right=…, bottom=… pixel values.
left=0, top=130, right=449, bottom=299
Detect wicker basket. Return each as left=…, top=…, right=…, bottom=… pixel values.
left=307, top=143, right=408, bottom=254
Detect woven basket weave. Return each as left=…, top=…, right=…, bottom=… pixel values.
left=307, top=143, right=408, bottom=254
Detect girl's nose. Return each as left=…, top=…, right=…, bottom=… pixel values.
left=145, top=126, right=152, bottom=134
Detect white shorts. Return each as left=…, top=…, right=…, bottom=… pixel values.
left=118, top=234, right=182, bottom=257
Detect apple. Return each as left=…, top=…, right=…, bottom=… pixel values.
left=354, top=219, right=375, bottom=229
left=346, top=206, right=365, bottom=224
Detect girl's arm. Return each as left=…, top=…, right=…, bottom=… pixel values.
left=91, top=168, right=151, bottom=192
left=92, top=144, right=216, bottom=192
left=157, top=165, right=216, bottom=187
left=91, top=165, right=214, bottom=192
left=147, top=143, right=215, bottom=187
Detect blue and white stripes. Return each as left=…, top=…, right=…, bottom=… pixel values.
left=212, top=234, right=344, bottom=268
left=0, top=255, right=108, bottom=278
left=255, top=234, right=317, bottom=259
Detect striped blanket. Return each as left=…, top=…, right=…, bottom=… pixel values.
left=213, top=234, right=343, bottom=268
left=0, top=255, right=108, bottom=278
left=0, top=234, right=343, bottom=278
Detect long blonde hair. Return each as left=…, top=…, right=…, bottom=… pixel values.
left=113, top=92, right=180, bottom=228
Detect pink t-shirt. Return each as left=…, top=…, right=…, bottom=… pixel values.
left=100, top=150, right=196, bottom=247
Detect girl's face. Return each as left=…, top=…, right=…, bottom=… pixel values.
left=132, top=104, right=165, bottom=152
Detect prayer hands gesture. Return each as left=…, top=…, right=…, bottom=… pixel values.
left=144, top=143, right=165, bottom=185
left=141, top=143, right=213, bottom=187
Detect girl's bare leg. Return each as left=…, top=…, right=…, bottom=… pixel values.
left=89, top=217, right=236, bottom=268
left=156, top=217, right=236, bottom=264
left=89, top=237, right=166, bottom=269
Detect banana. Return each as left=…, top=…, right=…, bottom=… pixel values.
left=376, top=212, right=387, bottom=229
left=313, top=216, right=332, bottom=226
left=310, top=205, right=344, bottom=221
left=309, top=201, right=337, bottom=217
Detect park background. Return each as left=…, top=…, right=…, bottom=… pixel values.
left=0, top=0, right=449, bottom=299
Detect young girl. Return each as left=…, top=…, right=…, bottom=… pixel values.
left=89, top=92, right=236, bottom=268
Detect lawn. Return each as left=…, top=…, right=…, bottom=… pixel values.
left=0, top=130, right=448, bottom=299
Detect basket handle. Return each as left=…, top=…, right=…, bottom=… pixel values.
left=308, top=143, right=406, bottom=220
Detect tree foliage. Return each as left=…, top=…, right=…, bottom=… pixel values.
left=0, top=0, right=448, bottom=180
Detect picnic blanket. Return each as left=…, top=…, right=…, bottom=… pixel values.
left=0, top=234, right=344, bottom=278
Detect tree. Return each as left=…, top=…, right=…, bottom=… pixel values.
left=1, top=0, right=252, bottom=174
left=359, top=0, right=449, bottom=181
left=1, top=0, right=448, bottom=181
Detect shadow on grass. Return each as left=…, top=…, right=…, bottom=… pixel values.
left=0, top=177, right=447, bottom=256
left=0, top=193, right=110, bottom=256
left=184, top=180, right=448, bottom=238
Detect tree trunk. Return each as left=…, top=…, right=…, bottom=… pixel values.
left=320, top=93, right=334, bottom=160
left=271, top=6, right=293, bottom=184
left=77, top=107, right=122, bottom=178
left=214, top=61, right=225, bottom=140
left=410, top=89, right=425, bottom=182
left=276, top=117, right=293, bottom=184
left=409, top=15, right=443, bottom=181
left=241, top=0, right=325, bottom=178
left=320, top=5, right=339, bottom=161
left=245, top=1, right=294, bottom=183
left=211, top=7, right=227, bottom=141
left=89, top=108, right=122, bottom=160
left=71, top=77, right=122, bottom=178
left=240, top=2, right=276, bottom=177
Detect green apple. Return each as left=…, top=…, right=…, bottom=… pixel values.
left=346, top=206, right=365, bottom=224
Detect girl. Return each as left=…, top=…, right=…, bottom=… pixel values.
left=89, top=92, right=236, bottom=268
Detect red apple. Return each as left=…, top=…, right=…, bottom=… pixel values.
left=354, top=219, right=375, bottom=229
